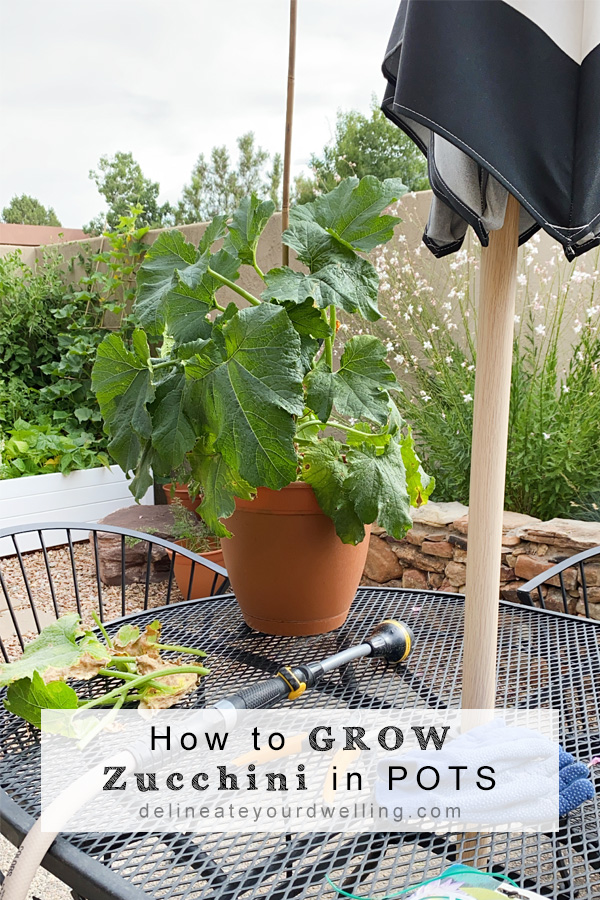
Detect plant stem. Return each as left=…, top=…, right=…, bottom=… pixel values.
left=77, top=665, right=209, bottom=711
left=324, top=307, right=334, bottom=369
left=207, top=266, right=261, bottom=307
left=97, top=667, right=138, bottom=681
left=296, top=417, right=320, bottom=436
left=156, top=643, right=207, bottom=657
left=152, top=358, right=182, bottom=370
left=92, top=610, right=113, bottom=649
left=329, top=419, right=381, bottom=439
left=252, top=249, right=265, bottom=281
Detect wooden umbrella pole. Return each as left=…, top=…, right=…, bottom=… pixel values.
left=281, top=0, right=298, bottom=266
left=462, top=192, right=521, bottom=711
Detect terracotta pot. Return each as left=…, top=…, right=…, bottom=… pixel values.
left=163, top=483, right=200, bottom=515
left=168, top=542, right=225, bottom=599
left=220, top=482, right=370, bottom=636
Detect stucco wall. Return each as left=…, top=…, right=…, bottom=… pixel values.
left=6, top=190, right=598, bottom=344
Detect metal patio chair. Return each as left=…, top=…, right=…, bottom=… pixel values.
left=517, top=545, right=600, bottom=618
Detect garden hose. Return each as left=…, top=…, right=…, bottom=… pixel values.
left=0, top=619, right=413, bottom=900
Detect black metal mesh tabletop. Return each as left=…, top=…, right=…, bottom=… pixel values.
left=1, top=586, right=599, bottom=900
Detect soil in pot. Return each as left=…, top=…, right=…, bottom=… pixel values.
left=163, top=483, right=200, bottom=515
left=220, top=482, right=370, bottom=636
left=168, top=541, right=225, bottom=600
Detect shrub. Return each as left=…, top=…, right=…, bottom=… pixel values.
left=0, top=209, right=147, bottom=476
left=0, top=419, right=109, bottom=479
left=358, top=226, right=600, bottom=521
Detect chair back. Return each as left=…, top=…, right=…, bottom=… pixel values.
left=516, top=545, right=600, bottom=619
left=0, top=522, right=229, bottom=663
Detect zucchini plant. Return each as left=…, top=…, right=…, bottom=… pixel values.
left=92, top=176, right=433, bottom=543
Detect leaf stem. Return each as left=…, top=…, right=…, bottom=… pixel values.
left=329, top=419, right=381, bottom=439
left=324, top=307, right=334, bottom=369
left=76, top=665, right=209, bottom=711
left=151, top=358, right=182, bottom=370
left=97, top=667, right=138, bottom=681
left=252, top=249, right=265, bottom=281
left=207, top=266, right=261, bottom=307
left=156, top=643, right=207, bottom=657
left=92, top=610, right=113, bottom=649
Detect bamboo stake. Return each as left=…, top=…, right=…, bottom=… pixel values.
left=281, top=0, right=298, bottom=266
left=462, top=192, right=520, bottom=711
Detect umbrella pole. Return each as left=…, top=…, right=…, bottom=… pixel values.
left=462, top=192, right=520, bottom=712
left=461, top=193, right=519, bottom=869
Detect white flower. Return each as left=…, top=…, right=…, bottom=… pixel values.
left=443, top=302, right=452, bottom=311
left=467, top=364, right=475, bottom=372
left=562, top=384, right=570, bottom=393
left=339, top=322, right=349, bottom=331
left=517, top=274, right=527, bottom=286
left=543, top=432, right=551, bottom=440
left=385, top=341, right=394, bottom=352
left=514, top=315, right=521, bottom=324
left=423, top=340, right=432, bottom=350
left=573, top=321, right=583, bottom=334
left=445, top=356, right=453, bottom=364
left=394, top=354, right=405, bottom=364
left=447, top=322, right=458, bottom=331
left=535, top=324, right=546, bottom=336
left=463, top=394, right=473, bottom=403
left=587, top=305, right=600, bottom=318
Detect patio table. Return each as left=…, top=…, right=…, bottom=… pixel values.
left=1, top=585, right=599, bottom=900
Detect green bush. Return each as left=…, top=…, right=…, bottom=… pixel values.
left=0, top=209, right=147, bottom=477
left=357, top=231, right=600, bottom=521
left=0, top=420, right=109, bottom=479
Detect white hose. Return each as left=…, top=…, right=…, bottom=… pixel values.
left=0, top=751, right=134, bottom=900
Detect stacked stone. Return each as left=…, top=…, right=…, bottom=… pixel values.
left=361, top=502, right=600, bottom=620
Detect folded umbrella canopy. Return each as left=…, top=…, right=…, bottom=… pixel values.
left=382, top=0, right=600, bottom=710
left=383, top=0, right=600, bottom=260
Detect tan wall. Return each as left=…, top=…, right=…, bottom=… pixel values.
left=9, top=191, right=598, bottom=357
left=24, top=213, right=293, bottom=309
left=0, top=245, right=37, bottom=264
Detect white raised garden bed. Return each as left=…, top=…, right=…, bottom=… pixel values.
left=0, top=465, right=152, bottom=556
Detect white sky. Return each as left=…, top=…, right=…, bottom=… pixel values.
left=0, top=0, right=400, bottom=228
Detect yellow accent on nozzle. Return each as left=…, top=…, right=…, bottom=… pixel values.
left=381, top=618, right=412, bottom=662
left=277, top=666, right=307, bottom=700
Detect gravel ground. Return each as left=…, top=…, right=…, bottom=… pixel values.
left=0, top=539, right=186, bottom=897
left=0, top=835, right=72, bottom=899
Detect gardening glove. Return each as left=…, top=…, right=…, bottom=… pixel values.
left=558, top=746, right=595, bottom=816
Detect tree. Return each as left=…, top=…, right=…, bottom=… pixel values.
left=176, top=133, right=282, bottom=224
left=294, top=98, right=429, bottom=203
left=86, top=152, right=172, bottom=233
left=2, top=194, right=61, bottom=226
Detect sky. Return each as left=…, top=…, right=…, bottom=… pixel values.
left=0, top=0, right=400, bottom=228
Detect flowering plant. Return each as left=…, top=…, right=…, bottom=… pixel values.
left=92, top=177, right=433, bottom=543
left=362, top=217, right=600, bottom=520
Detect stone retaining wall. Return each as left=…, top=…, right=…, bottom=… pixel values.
left=361, top=502, right=600, bottom=620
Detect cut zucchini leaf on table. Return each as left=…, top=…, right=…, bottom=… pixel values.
left=0, top=613, right=209, bottom=733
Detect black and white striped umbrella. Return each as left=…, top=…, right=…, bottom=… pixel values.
left=381, top=0, right=600, bottom=710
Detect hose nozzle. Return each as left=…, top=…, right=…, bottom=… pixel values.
left=365, top=619, right=413, bottom=663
